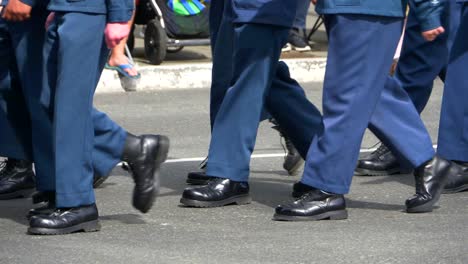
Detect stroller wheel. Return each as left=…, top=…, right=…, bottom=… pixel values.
left=144, top=19, right=167, bottom=65
left=167, top=46, right=184, bottom=53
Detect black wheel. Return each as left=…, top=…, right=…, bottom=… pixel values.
left=167, top=46, right=184, bottom=53
left=126, top=26, right=135, bottom=54
left=144, top=19, right=167, bottom=65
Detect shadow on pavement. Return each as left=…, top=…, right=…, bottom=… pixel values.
left=100, top=214, right=146, bottom=225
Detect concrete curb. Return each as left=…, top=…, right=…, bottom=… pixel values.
left=96, top=57, right=327, bottom=93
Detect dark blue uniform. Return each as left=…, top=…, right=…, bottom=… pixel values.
left=205, top=0, right=444, bottom=189
left=204, top=0, right=327, bottom=182
left=437, top=1, right=468, bottom=162
left=0, top=2, right=54, bottom=192
left=393, top=1, right=461, bottom=113
left=297, top=0, right=445, bottom=194
left=39, top=0, right=133, bottom=208
left=0, top=0, right=132, bottom=207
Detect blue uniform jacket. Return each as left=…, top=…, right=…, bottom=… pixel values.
left=231, top=0, right=299, bottom=28
left=48, top=0, right=133, bottom=22
left=316, top=0, right=445, bottom=31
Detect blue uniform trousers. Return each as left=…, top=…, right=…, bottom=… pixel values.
left=208, top=0, right=316, bottom=130
left=368, top=1, right=460, bottom=167
left=389, top=1, right=460, bottom=114
left=300, top=14, right=435, bottom=194
left=42, top=12, right=127, bottom=207
left=205, top=0, right=323, bottom=181
left=0, top=9, right=53, bottom=187
left=437, top=4, right=468, bottom=162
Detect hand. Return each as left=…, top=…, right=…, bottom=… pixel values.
left=422, top=26, right=444, bottom=41
left=2, top=0, right=32, bottom=21
left=45, top=12, right=55, bottom=30
left=104, top=22, right=130, bottom=49
left=311, top=0, right=317, bottom=5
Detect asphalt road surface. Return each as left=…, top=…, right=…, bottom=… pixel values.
left=1, top=80, right=467, bottom=264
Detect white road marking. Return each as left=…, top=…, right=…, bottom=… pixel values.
left=164, top=144, right=438, bottom=163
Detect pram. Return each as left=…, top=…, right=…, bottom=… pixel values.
left=129, top=0, right=211, bottom=65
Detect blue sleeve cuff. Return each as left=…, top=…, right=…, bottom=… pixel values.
left=419, top=14, right=442, bottom=31
left=412, top=0, right=444, bottom=32
left=106, top=0, right=134, bottom=23
left=0, top=0, right=9, bottom=7
left=19, top=0, right=35, bottom=7
left=107, top=8, right=133, bottom=23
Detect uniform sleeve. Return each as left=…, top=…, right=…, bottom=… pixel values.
left=19, top=0, right=35, bottom=7
left=1, top=0, right=9, bottom=7
left=106, top=0, right=134, bottom=23
left=411, top=0, right=444, bottom=31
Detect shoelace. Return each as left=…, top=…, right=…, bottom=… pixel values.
left=0, top=160, right=6, bottom=172
left=206, top=177, right=224, bottom=187
left=269, top=119, right=288, bottom=157
left=0, top=159, right=15, bottom=177
left=198, top=157, right=208, bottom=170
left=371, top=143, right=389, bottom=157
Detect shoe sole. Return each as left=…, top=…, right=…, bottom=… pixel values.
left=0, top=188, right=35, bottom=200
left=406, top=191, right=442, bottom=213
left=28, top=220, right=101, bottom=235
left=133, top=135, right=170, bottom=213
left=273, top=210, right=348, bottom=221
left=443, top=184, right=468, bottom=194
left=284, top=159, right=305, bottom=176
left=292, top=46, right=311, bottom=52
left=354, top=167, right=412, bottom=176
left=180, top=194, right=252, bottom=208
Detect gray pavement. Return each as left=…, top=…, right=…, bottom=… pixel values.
left=1, top=81, right=467, bottom=264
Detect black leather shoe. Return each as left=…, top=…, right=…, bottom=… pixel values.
left=180, top=177, right=251, bottom=207
left=274, top=187, right=347, bottom=221
left=406, top=156, right=451, bottom=213
left=0, top=159, right=35, bottom=200
left=292, top=181, right=315, bottom=198
left=270, top=119, right=304, bottom=176
left=122, top=133, right=170, bottom=213
left=186, top=171, right=211, bottom=185
left=355, top=143, right=410, bottom=176
left=28, top=191, right=56, bottom=219
left=443, top=161, right=468, bottom=194
left=28, top=204, right=100, bottom=235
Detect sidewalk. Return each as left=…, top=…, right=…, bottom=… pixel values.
left=97, top=11, right=328, bottom=93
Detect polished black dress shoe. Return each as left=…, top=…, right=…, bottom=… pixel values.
left=406, top=156, right=451, bottom=213
left=0, top=159, right=35, bottom=200
left=355, top=143, right=410, bottom=176
left=180, top=177, right=251, bottom=207
left=27, top=191, right=56, bottom=219
left=270, top=119, right=304, bottom=176
left=274, top=187, right=347, bottom=221
left=292, top=181, right=316, bottom=198
left=443, top=161, right=468, bottom=194
left=121, top=133, right=170, bottom=213
left=28, top=204, right=100, bottom=235
left=186, top=171, right=211, bottom=185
